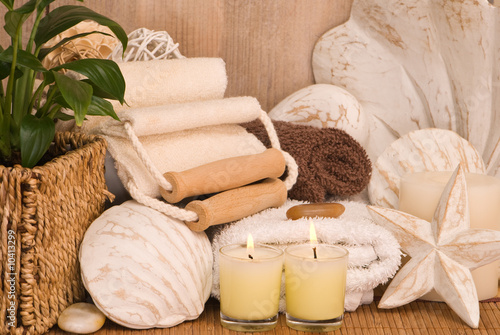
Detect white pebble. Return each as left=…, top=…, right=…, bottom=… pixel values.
left=58, top=302, right=106, bottom=334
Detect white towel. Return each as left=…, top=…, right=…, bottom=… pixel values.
left=105, top=124, right=266, bottom=199
left=210, top=199, right=402, bottom=312
left=96, top=96, right=262, bottom=138
left=91, top=97, right=268, bottom=199
left=112, top=57, right=227, bottom=111
left=76, top=58, right=229, bottom=134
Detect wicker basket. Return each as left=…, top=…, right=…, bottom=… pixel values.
left=0, top=132, right=112, bottom=335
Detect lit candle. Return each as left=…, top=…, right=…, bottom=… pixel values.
left=399, top=171, right=500, bottom=301
left=219, top=234, right=283, bottom=332
left=284, top=222, right=348, bottom=332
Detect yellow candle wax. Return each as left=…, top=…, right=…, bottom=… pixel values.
left=219, top=244, right=283, bottom=321
left=285, top=244, right=348, bottom=321
left=399, top=171, right=500, bottom=301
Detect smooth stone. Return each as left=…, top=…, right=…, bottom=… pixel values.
left=58, top=302, right=106, bottom=334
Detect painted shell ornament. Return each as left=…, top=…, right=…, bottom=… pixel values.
left=312, top=0, right=500, bottom=178
left=79, top=201, right=213, bottom=329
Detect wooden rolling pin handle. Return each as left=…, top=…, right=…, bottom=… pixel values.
left=160, top=148, right=286, bottom=203
left=184, top=178, right=287, bottom=232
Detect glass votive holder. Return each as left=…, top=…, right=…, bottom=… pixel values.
left=219, top=243, right=283, bottom=332
left=285, top=244, right=348, bottom=332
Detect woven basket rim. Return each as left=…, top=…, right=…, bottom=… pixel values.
left=37, top=132, right=106, bottom=170
left=1, top=132, right=106, bottom=174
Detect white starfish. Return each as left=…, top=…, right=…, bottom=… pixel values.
left=368, top=165, right=500, bottom=328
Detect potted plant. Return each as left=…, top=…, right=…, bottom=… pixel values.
left=0, top=1, right=127, bottom=334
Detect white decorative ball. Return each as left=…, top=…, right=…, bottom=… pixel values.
left=110, top=27, right=184, bottom=62
left=269, top=84, right=370, bottom=147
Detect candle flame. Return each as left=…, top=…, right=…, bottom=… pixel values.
left=309, top=220, right=318, bottom=245
left=247, top=233, right=254, bottom=258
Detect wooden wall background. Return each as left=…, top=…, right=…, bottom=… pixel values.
left=0, top=0, right=353, bottom=111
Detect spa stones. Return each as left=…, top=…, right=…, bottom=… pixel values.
left=57, top=303, right=106, bottom=334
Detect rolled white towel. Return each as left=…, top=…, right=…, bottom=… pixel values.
left=112, top=57, right=227, bottom=111
left=210, top=199, right=402, bottom=312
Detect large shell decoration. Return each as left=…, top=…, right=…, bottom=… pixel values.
left=313, top=0, right=500, bottom=177
left=368, top=128, right=486, bottom=208
left=80, top=201, right=213, bottom=329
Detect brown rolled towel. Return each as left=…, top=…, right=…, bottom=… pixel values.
left=242, top=120, right=372, bottom=202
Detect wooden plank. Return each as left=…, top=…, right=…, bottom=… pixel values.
left=415, top=301, right=439, bottom=335
left=47, top=0, right=353, bottom=111
left=369, top=302, right=385, bottom=329
left=43, top=300, right=500, bottom=334
left=403, top=303, right=423, bottom=330
left=218, top=0, right=352, bottom=111
left=482, top=303, right=500, bottom=331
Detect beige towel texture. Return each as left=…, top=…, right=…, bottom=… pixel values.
left=76, top=59, right=298, bottom=221
left=94, top=97, right=268, bottom=199
left=63, top=57, right=228, bottom=133
left=106, top=124, right=266, bottom=199
left=112, top=57, right=228, bottom=111
left=98, top=97, right=262, bottom=138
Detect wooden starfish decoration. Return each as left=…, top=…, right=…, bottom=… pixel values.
left=368, top=165, right=500, bottom=328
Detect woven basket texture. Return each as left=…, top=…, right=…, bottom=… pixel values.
left=0, top=132, right=111, bottom=335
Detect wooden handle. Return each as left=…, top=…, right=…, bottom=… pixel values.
left=184, top=178, right=287, bottom=232
left=160, top=148, right=286, bottom=203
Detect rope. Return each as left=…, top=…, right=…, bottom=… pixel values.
left=258, top=110, right=281, bottom=149
left=123, top=122, right=173, bottom=191
left=258, top=110, right=298, bottom=190
left=127, top=180, right=199, bottom=222
left=122, top=109, right=297, bottom=222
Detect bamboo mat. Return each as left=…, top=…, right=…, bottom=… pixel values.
left=47, top=297, right=500, bottom=334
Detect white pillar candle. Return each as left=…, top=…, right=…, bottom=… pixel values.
left=399, top=171, right=500, bottom=301
left=285, top=244, right=348, bottom=324
left=219, top=243, right=283, bottom=322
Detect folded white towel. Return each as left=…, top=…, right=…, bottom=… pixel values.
left=210, top=199, right=402, bottom=312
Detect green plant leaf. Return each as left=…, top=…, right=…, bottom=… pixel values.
left=35, top=5, right=128, bottom=52
left=87, top=96, right=119, bottom=120
left=0, top=61, right=10, bottom=79
left=20, top=114, right=55, bottom=168
left=38, top=31, right=113, bottom=62
left=40, top=69, right=55, bottom=85
left=54, top=59, right=125, bottom=103
left=0, top=0, right=15, bottom=10
left=53, top=71, right=92, bottom=126
left=4, top=10, right=27, bottom=38
left=15, top=0, right=55, bottom=14
left=80, top=78, right=117, bottom=100
left=0, top=47, right=46, bottom=72
left=0, top=60, right=23, bottom=80
left=53, top=110, right=75, bottom=121
left=53, top=93, right=71, bottom=109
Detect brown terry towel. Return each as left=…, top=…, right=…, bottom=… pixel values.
left=242, top=120, right=372, bottom=202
